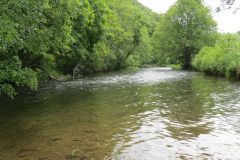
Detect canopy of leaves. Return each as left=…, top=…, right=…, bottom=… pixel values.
left=152, top=0, right=217, bottom=69
left=0, top=0, right=158, bottom=98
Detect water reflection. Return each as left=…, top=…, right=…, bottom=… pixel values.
left=0, top=68, right=240, bottom=160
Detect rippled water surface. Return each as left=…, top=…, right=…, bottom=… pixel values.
left=1, top=68, right=240, bottom=160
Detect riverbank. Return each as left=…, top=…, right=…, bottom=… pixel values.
left=193, top=34, right=240, bottom=80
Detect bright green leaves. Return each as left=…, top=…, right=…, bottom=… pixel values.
left=0, top=0, right=74, bottom=97
left=152, top=0, right=217, bottom=69
left=193, top=34, right=240, bottom=80
left=104, top=0, right=158, bottom=68
left=0, top=0, right=159, bottom=98
left=58, top=0, right=158, bottom=74
left=56, top=0, right=108, bottom=74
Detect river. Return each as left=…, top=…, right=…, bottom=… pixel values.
left=0, top=68, right=240, bottom=160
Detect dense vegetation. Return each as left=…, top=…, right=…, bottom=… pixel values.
left=0, top=0, right=158, bottom=97
left=151, top=0, right=240, bottom=80
left=193, top=33, right=240, bottom=80
left=152, top=0, right=217, bottom=69
left=1, top=0, right=239, bottom=98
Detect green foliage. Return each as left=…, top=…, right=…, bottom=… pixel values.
left=0, top=0, right=158, bottom=97
left=0, top=56, right=37, bottom=98
left=193, top=34, right=240, bottom=80
left=0, top=0, right=76, bottom=97
left=130, top=27, right=153, bottom=67
left=105, top=0, right=158, bottom=68
left=56, top=0, right=108, bottom=74
left=152, top=0, right=217, bottom=69
left=57, top=0, right=158, bottom=74
left=168, top=64, right=183, bottom=70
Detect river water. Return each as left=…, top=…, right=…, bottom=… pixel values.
left=0, top=68, right=240, bottom=160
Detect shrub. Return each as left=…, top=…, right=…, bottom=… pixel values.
left=193, top=34, right=240, bottom=80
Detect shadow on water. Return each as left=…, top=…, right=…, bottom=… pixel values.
left=0, top=68, right=240, bottom=159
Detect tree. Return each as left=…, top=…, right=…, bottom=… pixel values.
left=0, top=56, right=37, bottom=98
left=0, top=0, right=159, bottom=98
left=105, top=0, right=158, bottom=68
left=152, top=0, right=217, bottom=69
left=56, top=0, right=108, bottom=75
left=0, top=0, right=75, bottom=97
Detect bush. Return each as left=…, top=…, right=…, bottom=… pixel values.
left=193, top=34, right=240, bottom=80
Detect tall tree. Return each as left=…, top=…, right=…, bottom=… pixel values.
left=152, top=0, right=217, bottom=69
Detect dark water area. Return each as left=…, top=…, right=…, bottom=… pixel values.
left=0, top=68, right=240, bottom=160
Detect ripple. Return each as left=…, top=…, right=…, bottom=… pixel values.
left=1, top=68, right=240, bottom=160
left=55, top=68, right=189, bottom=90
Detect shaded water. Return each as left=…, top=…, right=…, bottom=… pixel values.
left=0, top=68, right=240, bottom=160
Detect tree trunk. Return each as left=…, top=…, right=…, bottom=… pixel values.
left=183, top=47, right=192, bottom=70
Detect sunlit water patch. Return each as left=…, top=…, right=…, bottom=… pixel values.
left=55, top=68, right=188, bottom=89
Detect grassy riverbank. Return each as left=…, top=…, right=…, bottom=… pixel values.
left=193, top=33, right=240, bottom=80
